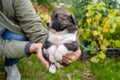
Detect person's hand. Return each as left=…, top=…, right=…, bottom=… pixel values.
left=29, top=43, right=49, bottom=68
left=62, top=49, right=81, bottom=65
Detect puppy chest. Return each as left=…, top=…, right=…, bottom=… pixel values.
left=47, top=32, right=77, bottom=46
left=48, top=34, right=63, bottom=45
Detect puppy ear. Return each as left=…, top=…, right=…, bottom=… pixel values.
left=54, top=14, right=58, bottom=19
left=52, top=12, right=58, bottom=20
left=70, top=15, right=78, bottom=25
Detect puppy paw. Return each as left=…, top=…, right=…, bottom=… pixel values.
left=49, top=64, right=56, bottom=73
left=55, top=62, right=61, bottom=68
left=55, top=54, right=63, bottom=62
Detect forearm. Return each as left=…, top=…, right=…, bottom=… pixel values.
left=0, top=38, right=30, bottom=58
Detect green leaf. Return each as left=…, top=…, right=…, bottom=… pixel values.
left=100, top=45, right=107, bottom=51
left=98, top=51, right=106, bottom=60
left=110, top=23, right=117, bottom=33
left=91, top=41, right=97, bottom=46
left=103, top=39, right=110, bottom=46
left=110, top=28, right=115, bottom=33
left=95, top=13, right=102, bottom=20
left=98, top=2, right=106, bottom=7
left=114, top=40, right=120, bottom=48
left=90, top=56, right=100, bottom=63
left=86, top=11, right=94, bottom=17
left=87, top=4, right=93, bottom=10
left=112, top=23, right=117, bottom=28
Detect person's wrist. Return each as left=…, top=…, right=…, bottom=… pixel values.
left=29, top=43, right=42, bottom=53
left=29, top=44, right=37, bottom=53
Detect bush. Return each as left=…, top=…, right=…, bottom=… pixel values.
left=71, top=1, right=120, bottom=63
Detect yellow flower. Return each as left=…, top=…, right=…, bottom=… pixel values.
left=40, top=13, right=50, bottom=21
left=103, top=26, right=109, bottom=32
left=93, top=30, right=99, bottom=36
left=86, top=18, right=92, bottom=23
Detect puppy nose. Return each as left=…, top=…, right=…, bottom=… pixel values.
left=46, top=22, right=50, bottom=27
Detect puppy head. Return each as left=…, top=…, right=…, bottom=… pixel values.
left=46, top=8, right=78, bottom=32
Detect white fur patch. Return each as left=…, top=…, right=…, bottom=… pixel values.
left=48, top=30, right=77, bottom=46
left=47, top=45, right=57, bottom=63
left=47, top=45, right=57, bottom=55
left=55, top=44, right=72, bottom=62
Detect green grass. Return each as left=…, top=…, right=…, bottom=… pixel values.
left=19, top=55, right=83, bottom=80
left=1, top=55, right=120, bottom=80
left=90, top=58, right=120, bottom=80
left=0, top=55, right=83, bottom=80
left=0, top=58, right=6, bottom=80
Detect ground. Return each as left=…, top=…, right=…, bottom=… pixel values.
left=0, top=55, right=120, bottom=80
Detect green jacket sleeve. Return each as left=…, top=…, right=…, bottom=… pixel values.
left=0, top=37, right=29, bottom=58
left=13, top=0, right=48, bottom=43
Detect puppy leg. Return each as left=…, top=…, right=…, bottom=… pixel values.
left=55, top=45, right=71, bottom=62
left=47, top=45, right=57, bottom=73
left=47, top=45, right=57, bottom=63
left=54, top=61, right=61, bottom=68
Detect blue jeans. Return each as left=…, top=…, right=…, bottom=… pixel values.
left=2, top=29, right=27, bottom=66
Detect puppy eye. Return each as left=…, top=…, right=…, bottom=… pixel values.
left=58, top=18, right=62, bottom=21
left=46, top=22, right=49, bottom=27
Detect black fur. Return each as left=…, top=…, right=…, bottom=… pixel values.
left=69, top=15, right=78, bottom=25
left=42, top=40, right=54, bottom=62
left=43, top=40, right=54, bottom=49
left=64, top=41, right=79, bottom=51
left=52, top=20, right=63, bottom=31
